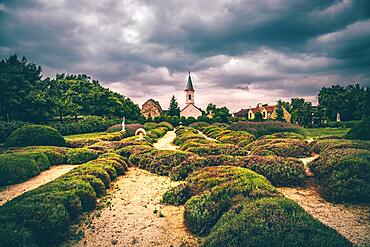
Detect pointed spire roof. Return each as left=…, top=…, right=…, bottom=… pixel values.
left=185, top=72, right=194, bottom=91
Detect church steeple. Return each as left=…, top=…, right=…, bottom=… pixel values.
left=185, top=72, right=195, bottom=105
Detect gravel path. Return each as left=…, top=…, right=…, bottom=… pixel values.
left=153, top=130, right=178, bottom=150
left=76, top=167, right=199, bottom=247
left=0, top=165, right=77, bottom=206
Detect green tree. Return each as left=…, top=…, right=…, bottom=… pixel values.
left=168, top=95, right=180, bottom=116
left=275, top=100, right=285, bottom=122
left=205, top=103, right=231, bottom=123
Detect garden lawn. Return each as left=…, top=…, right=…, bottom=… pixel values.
left=304, top=128, right=349, bottom=139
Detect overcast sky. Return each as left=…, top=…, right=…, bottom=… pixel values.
left=1, top=0, right=369, bottom=111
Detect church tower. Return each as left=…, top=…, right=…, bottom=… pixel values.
left=185, top=72, right=195, bottom=105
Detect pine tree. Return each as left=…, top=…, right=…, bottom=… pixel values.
left=168, top=95, right=180, bottom=116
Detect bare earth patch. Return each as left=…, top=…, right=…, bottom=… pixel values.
left=0, top=164, right=77, bottom=206
left=153, top=130, right=178, bottom=150
left=77, top=167, right=200, bottom=247
left=278, top=179, right=370, bottom=246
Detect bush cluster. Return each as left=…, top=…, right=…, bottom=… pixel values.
left=0, top=154, right=128, bottom=246
left=246, top=138, right=311, bottom=158
left=238, top=155, right=306, bottom=186
left=228, top=121, right=305, bottom=138
left=310, top=138, right=370, bottom=153
left=202, top=125, right=255, bottom=146
left=163, top=166, right=351, bottom=246
left=143, top=121, right=174, bottom=131
left=65, top=131, right=126, bottom=148
left=204, top=197, right=351, bottom=247
left=0, top=120, right=31, bottom=143
left=48, top=116, right=120, bottom=136
left=310, top=148, right=370, bottom=203
left=5, top=125, right=66, bottom=147
left=346, top=118, right=370, bottom=140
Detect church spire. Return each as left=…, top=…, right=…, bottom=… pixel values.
left=185, top=71, right=194, bottom=91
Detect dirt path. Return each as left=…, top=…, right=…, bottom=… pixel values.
left=278, top=155, right=370, bottom=246
left=197, top=130, right=217, bottom=142
left=153, top=130, right=178, bottom=150
left=0, top=165, right=77, bottom=206
left=77, top=168, right=199, bottom=247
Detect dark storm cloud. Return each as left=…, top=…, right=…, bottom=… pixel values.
left=0, top=0, right=369, bottom=109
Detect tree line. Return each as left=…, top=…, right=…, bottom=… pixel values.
left=0, top=55, right=141, bottom=122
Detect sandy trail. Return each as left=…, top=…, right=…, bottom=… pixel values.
left=278, top=155, right=370, bottom=246
left=197, top=130, right=217, bottom=142
left=0, top=164, right=77, bottom=206
left=153, top=130, right=178, bottom=150
left=77, top=167, right=199, bottom=247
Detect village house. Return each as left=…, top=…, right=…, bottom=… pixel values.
left=141, top=99, right=163, bottom=119
left=234, top=103, right=291, bottom=122
left=180, top=73, right=203, bottom=118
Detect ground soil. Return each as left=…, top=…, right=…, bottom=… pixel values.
left=0, top=164, right=77, bottom=206
left=76, top=168, right=199, bottom=247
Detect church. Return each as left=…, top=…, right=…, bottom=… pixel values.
left=180, top=73, right=202, bottom=118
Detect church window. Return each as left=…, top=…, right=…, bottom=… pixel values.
left=189, top=94, right=191, bottom=100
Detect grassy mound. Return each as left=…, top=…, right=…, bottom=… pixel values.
left=239, top=155, right=306, bottom=187
left=247, top=138, right=311, bottom=158
left=163, top=166, right=279, bottom=235
left=310, top=148, right=370, bottom=203
left=228, top=121, right=305, bottom=138
left=0, top=154, right=128, bottom=246
left=346, top=118, right=370, bottom=140
left=259, top=131, right=305, bottom=140
left=202, top=126, right=255, bottom=146
left=310, top=139, right=370, bottom=153
left=204, top=197, right=351, bottom=247
left=5, top=125, right=66, bottom=147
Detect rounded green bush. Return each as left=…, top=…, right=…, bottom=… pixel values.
left=5, top=124, right=66, bottom=147
left=346, top=118, right=370, bottom=140
left=204, top=197, right=351, bottom=247
left=0, top=153, right=40, bottom=186
left=66, top=148, right=98, bottom=164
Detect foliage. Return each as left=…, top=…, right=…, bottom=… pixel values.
left=259, top=132, right=305, bottom=140
left=247, top=138, right=311, bottom=158
left=275, top=100, right=285, bottom=122
left=346, top=118, right=370, bottom=140
left=202, top=125, right=255, bottom=146
left=5, top=125, right=66, bottom=147
left=310, top=139, right=370, bottom=154
left=310, top=148, right=370, bottom=203
left=168, top=95, right=180, bottom=117
left=0, top=154, right=128, bottom=246
left=238, top=155, right=306, bottom=186
left=49, top=116, right=120, bottom=136
left=205, top=103, right=231, bottom=123
left=66, top=148, right=98, bottom=164
left=164, top=166, right=279, bottom=235
left=65, top=131, right=125, bottom=148
left=204, top=197, right=351, bottom=247
left=288, top=98, right=320, bottom=127
left=304, top=127, right=349, bottom=139
left=228, top=121, right=305, bottom=137
left=0, top=120, right=31, bottom=143
left=318, top=84, right=369, bottom=121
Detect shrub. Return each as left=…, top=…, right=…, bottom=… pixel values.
left=238, top=155, right=306, bottom=186
left=0, top=120, right=31, bottom=143
left=143, top=122, right=158, bottom=130
left=259, top=131, right=305, bottom=140
left=0, top=153, right=40, bottom=186
left=189, top=122, right=210, bottom=129
left=49, top=116, right=120, bottom=136
left=164, top=166, right=279, bottom=235
left=106, top=124, right=122, bottom=133
left=157, top=121, right=174, bottom=131
left=124, top=123, right=144, bottom=136
left=202, top=125, right=255, bottom=146
left=162, top=184, right=191, bottom=206
left=0, top=154, right=128, bottom=246
left=310, top=139, right=370, bottom=153
left=346, top=118, right=370, bottom=140
left=187, top=143, right=249, bottom=156
left=310, top=148, right=370, bottom=203
left=66, top=148, right=98, bottom=164
left=5, top=125, right=66, bottom=147
left=204, top=197, right=351, bottom=247
left=247, top=138, right=311, bottom=158
left=228, top=121, right=305, bottom=137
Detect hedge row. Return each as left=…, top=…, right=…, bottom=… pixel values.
left=65, top=131, right=126, bottom=148
left=202, top=125, right=255, bottom=147
left=228, top=121, right=305, bottom=138
left=246, top=138, right=311, bottom=158
left=346, top=118, right=370, bottom=141
left=0, top=153, right=129, bottom=246
left=0, top=120, right=31, bottom=143
left=162, top=166, right=350, bottom=247
left=0, top=147, right=99, bottom=186
left=310, top=138, right=370, bottom=154
left=310, top=148, right=370, bottom=203
left=143, top=121, right=174, bottom=131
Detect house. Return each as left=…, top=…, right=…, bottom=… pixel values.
left=141, top=99, right=163, bottom=119
left=234, top=103, right=291, bottom=122
left=180, top=73, right=202, bottom=118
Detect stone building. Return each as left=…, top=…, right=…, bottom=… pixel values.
left=141, top=99, right=163, bottom=119
left=180, top=73, right=202, bottom=118
left=234, top=103, right=291, bottom=122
